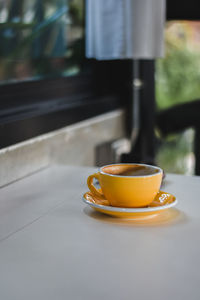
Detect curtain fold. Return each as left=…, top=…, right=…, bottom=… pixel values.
left=86, top=0, right=166, bottom=60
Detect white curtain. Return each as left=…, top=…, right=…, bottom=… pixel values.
left=86, top=0, right=166, bottom=60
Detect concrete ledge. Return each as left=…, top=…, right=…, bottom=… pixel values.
left=0, top=110, right=125, bottom=187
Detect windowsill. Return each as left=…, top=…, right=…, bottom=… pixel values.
left=0, top=109, right=125, bottom=187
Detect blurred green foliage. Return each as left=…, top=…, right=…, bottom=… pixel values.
left=156, top=22, right=200, bottom=110
left=155, top=129, right=195, bottom=174
left=155, top=22, right=200, bottom=174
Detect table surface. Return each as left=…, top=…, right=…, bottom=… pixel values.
left=0, top=165, right=199, bottom=300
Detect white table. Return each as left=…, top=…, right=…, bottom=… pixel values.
left=0, top=165, right=199, bottom=300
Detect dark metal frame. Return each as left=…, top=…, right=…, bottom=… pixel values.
left=167, top=0, right=200, bottom=21
left=0, top=60, right=131, bottom=148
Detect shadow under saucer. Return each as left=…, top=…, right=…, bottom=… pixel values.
left=83, top=207, right=188, bottom=227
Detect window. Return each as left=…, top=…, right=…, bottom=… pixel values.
left=0, top=0, right=129, bottom=148
left=155, top=1, right=200, bottom=175
left=0, top=0, right=84, bottom=83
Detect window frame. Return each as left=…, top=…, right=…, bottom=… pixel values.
left=2, top=0, right=197, bottom=149
left=0, top=0, right=132, bottom=149
left=0, top=59, right=131, bottom=148
left=167, top=0, right=200, bottom=21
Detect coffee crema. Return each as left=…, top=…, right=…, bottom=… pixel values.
left=102, top=164, right=159, bottom=177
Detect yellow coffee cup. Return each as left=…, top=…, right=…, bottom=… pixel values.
left=87, top=163, right=163, bottom=208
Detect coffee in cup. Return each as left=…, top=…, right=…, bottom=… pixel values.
left=87, top=163, right=163, bottom=208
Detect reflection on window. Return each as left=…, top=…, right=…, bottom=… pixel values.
left=155, top=22, right=200, bottom=175
left=0, top=0, right=84, bottom=83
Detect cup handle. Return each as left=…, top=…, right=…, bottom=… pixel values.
left=87, top=173, right=105, bottom=200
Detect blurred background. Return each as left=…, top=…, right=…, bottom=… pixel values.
left=156, top=21, right=200, bottom=175
left=0, top=0, right=200, bottom=176
left=0, top=0, right=84, bottom=81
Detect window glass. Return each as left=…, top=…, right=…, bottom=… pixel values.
left=0, top=0, right=84, bottom=83
left=156, top=21, right=200, bottom=110
left=155, top=21, right=199, bottom=174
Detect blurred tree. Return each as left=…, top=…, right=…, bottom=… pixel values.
left=156, top=22, right=200, bottom=110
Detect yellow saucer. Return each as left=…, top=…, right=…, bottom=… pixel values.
left=82, top=190, right=178, bottom=219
